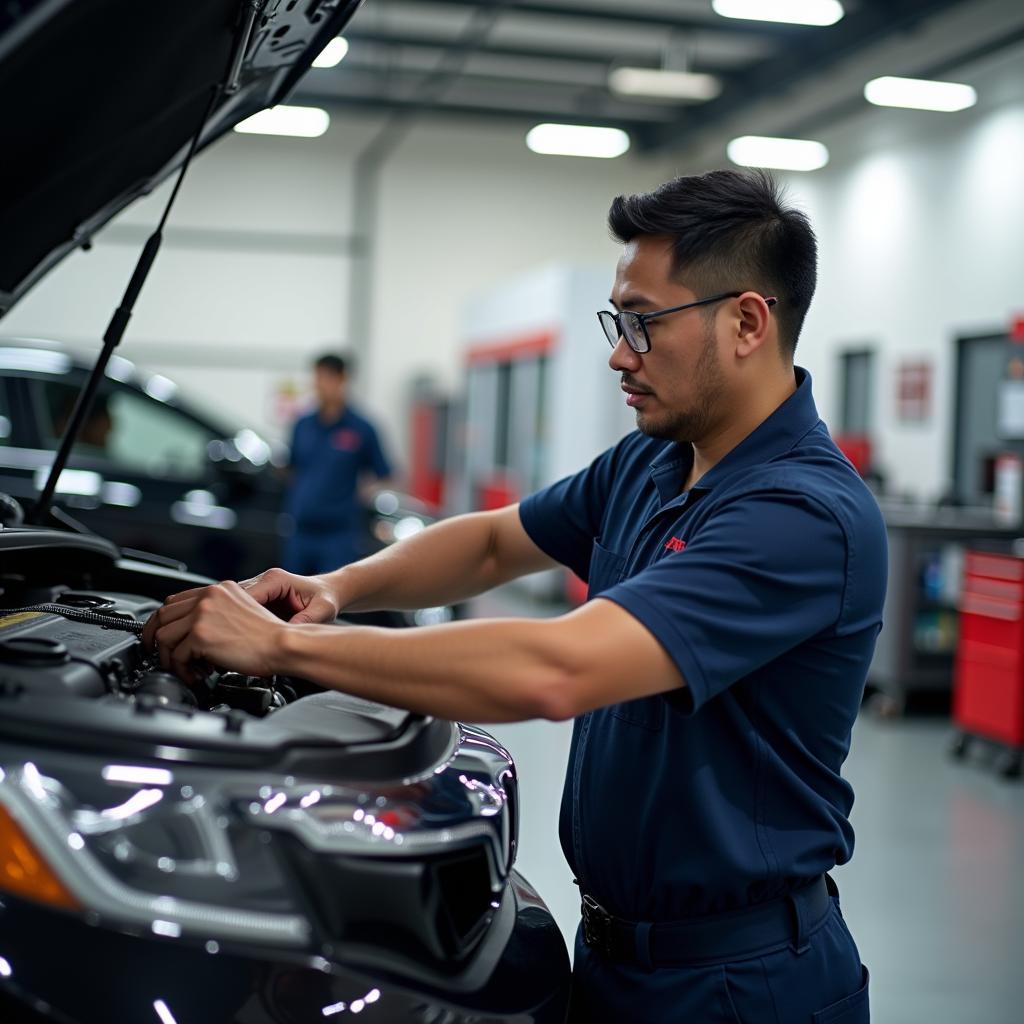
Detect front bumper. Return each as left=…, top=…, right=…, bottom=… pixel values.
left=0, top=871, right=569, bottom=1023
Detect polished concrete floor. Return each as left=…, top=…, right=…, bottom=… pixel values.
left=471, top=586, right=1024, bottom=1023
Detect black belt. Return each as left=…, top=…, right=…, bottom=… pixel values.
left=579, top=875, right=836, bottom=969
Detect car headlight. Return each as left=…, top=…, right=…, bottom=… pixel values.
left=0, top=736, right=513, bottom=965
left=0, top=755, right=308, bottom=947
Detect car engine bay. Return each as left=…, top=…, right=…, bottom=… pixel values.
left=0, top=588, right=296, bottom=716
left=0, top=506, right=529, bottom=991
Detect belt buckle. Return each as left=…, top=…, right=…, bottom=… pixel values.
left=581, top=893, right=613, bottom=956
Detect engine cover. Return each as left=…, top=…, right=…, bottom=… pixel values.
left=0, top=591, right=158, bottom=698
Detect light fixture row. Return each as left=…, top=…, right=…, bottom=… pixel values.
left=232, top=32, right=980, bottom=167
left=532, top=70, right=979, bottom=164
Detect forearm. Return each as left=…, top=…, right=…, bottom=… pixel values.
left=274, top=616, right=572, bottom=723
left=325, top=508, right=548, bottom=612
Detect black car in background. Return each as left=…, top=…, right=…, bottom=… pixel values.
left=0, top=338, right=287, bottom=581
left=0, top=2, right=570, bottom=1021
left=0, top=338, right=450, bottom=624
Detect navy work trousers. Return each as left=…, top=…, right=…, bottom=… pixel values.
left=569, top=895, right=869, bottom=1023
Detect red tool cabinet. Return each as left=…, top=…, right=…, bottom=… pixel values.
left=951, top=550, right=1024, bottom=777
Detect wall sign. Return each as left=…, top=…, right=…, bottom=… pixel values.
left=896, top=360, right=932, bottom=423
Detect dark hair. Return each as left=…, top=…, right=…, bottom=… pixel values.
left=608, top=169, right=817, bottom=357
left=314, top=353, right=349, bottom=375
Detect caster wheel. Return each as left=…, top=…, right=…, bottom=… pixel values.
left=949, top=733, right=971, bottom=760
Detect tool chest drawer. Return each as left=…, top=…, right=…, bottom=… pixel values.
left=954, top=641, right=1024, bottom=745
left=954, top=551, right=1024, bottom=747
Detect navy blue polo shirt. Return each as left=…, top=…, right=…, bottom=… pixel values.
left=286, top=407, right=391, bottom=532
left=519, top=369, right=887, bottom=921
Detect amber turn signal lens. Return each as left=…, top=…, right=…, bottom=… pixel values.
left=0, top=804, right=79, bottom=909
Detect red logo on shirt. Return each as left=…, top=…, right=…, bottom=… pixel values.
left=331, top=428, right=362, bottom=451
left=664, top=537, right=686, bottom=553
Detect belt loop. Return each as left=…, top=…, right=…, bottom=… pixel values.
left=634, top=921, right=655, bottom=972
left=787, top=891, right=810, bottom=955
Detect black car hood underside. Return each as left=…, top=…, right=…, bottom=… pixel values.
left=0, top=0, right=363, bottom=317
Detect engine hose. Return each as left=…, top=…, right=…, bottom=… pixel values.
left=0, top=604, right=144, bottom=636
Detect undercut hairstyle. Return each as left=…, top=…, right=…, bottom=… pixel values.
left=314, top=353, right=349, bottom=376
left=608, top=169, right=817, bottom=357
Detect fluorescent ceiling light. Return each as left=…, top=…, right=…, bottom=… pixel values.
left=727, top=135, right=829, bottom=171
left=312, top=36, right=348, bottom=68
left=609, top=67, right=721, bottom=102
left=526, top=123, right=630, bottom=158
left=712, top=0, right=844, bottom=26
left=234, top=105, right=330, bottom=139
left=864, top=76, right=977, bottom=112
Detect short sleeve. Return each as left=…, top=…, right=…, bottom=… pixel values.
left=601, top=491, right=847, bottom=715
left=518, top=444, right=619, bottom=582
left=362, top=424, right=393, bottom=479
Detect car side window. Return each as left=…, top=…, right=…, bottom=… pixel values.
left=33, top=377, right=214, bottom=478
left=105, top=388, right=214, bottom=477
left=0, top=382, right=11, bottom=446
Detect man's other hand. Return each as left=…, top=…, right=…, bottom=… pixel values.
left=238, top=567, right=340, bottom=624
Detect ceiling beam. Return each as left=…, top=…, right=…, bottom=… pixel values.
left=300, top=54, right=726, bottom=108
left=298, top=88, right=645, bottom=132
left=418, top=0, right=802, bottom=37
left=341, top=26, right=746, bottom=72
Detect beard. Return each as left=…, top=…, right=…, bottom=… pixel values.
left=634, top=322, right=726, bottom=443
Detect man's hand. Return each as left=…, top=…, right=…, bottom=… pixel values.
left=237, top=567, right=341, bottom=624
left=142, top=581, right=288, bottom=685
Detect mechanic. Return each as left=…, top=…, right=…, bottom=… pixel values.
left=282, top=352, right=393, bottom=574
left=145, top=170, right=885, bottom=1024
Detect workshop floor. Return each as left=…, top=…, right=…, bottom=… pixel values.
left=470, top=585, right=1024, bottom=1024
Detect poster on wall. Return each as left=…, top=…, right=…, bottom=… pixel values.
left=896, top=360, right=932, bottom=423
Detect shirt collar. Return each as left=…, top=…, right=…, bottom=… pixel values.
left=318, top=407, right=352, bottom=430
left=648, top=367, right=820, bottom=504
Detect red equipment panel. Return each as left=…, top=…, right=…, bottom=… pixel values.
left=953, top=551, right=1024, bottom=745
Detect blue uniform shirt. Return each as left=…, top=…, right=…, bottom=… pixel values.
left=519, top=369, right=887, bottom=921
left=286, top=407, right=392, bottom=533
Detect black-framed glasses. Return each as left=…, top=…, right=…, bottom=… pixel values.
left=597, top=291, right=778, bottom=354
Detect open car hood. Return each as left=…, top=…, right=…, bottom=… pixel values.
left=0, top=0, right=363, bottom=317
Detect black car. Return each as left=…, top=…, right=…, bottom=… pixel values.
left=0, top=537, right=569, bottom=1023
left=0, top=3, right=570, bottom=1022
left=0, top=338, right=288, bottom=582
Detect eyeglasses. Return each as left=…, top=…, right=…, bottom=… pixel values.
left=597, top=291, right=778, bottom=354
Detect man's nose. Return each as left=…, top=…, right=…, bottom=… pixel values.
left=608, top=335, right=642, bottom=373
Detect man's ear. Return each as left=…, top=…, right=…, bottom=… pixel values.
left=734, top=293, right=773, bottom=360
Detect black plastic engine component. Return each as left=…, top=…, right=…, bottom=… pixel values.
left=134, top=670, right=198, bottom=707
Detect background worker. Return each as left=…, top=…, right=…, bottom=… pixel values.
left=146, top=170, right=885, bottom=1023
left=283, top=353, right=392, bottom=574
